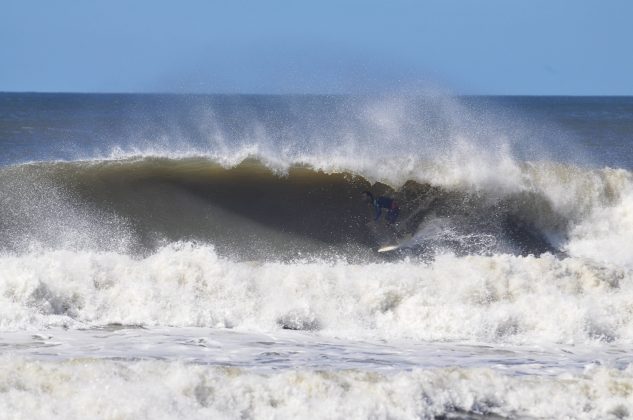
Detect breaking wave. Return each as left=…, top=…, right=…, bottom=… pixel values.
left=1, top=155, right=632, bottom=262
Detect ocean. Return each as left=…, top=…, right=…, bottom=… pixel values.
left=1, top=92, right=632, bottom=419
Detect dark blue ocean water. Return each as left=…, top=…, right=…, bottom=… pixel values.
left=1, top=93, right=632, bottom=168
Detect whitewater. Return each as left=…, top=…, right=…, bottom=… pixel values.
left=1, top=93, right=632, bottom=419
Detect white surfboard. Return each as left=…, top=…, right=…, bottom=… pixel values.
left=377, top=244, right=400, bottom=253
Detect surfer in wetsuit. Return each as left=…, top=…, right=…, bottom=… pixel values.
left=362, top=191, right=399, bottom=224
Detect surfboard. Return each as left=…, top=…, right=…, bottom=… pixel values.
left=377, top=233, right=415, bottom=253
left=377, top=244, right=400, bottom=253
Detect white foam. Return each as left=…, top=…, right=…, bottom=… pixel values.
left=566, top=174, right=633, bottom=267
left=1, top=243, right=632, bottom=345
left=0, top=355, right=630, bottom=419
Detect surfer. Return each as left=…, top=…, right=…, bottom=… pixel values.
left=361, top=191, right=399, bottom=224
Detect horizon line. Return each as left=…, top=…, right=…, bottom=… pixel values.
left=1, top=90, right=633, bottom=98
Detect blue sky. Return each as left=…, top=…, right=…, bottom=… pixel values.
left=2, top=0, right=632, bottom=95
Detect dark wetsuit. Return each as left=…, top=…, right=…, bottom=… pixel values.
left=372, top=196, right=399, bottom=224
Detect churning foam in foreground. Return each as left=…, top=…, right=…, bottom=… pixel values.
left=1, top=243, right=632, bottom=345
left=0, top=356, right=631, bottom=419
